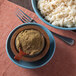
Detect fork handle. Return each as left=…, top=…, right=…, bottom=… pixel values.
left=51, top=31, right=74, bottom=45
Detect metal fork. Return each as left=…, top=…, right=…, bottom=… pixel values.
left=16, top=8, right=74, bottom=46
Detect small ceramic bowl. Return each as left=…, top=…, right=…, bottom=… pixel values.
left=10, top=25, right=50, bottom=62
left=6, top=23, right=56, bottom=69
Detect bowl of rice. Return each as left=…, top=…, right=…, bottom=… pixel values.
left=31, top=0, right=76, bottom=30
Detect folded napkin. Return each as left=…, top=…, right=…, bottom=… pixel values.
left=0, top=0, right=76, bottom=76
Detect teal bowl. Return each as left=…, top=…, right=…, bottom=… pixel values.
left=6, top=23, right=56, bottom=69
left=31, top=0, right=76, bottom=30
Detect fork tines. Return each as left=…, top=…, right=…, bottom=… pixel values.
left=16, top=8, right=33, bottom=23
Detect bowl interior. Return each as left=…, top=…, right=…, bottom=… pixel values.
left=31, top=0, right=76, bottom=30
left=6, top=23, right=55, bottom=69
left=15, top=29, right=45, bottom=57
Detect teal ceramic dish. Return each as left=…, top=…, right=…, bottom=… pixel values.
left=31, top=0, right=76, bottom=30
left=6, top=23, right=56, bottom=69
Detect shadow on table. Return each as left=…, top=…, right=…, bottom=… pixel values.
left=25, top=41, right=76, bottom=76
left=8, top=0, right=33, bottom=12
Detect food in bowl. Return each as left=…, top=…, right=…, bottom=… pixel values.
left=37, top=0, right=76, bottom=27
left=10, top=25, right=50, bottom=62
left=6, top=23, right=55, bottom=68
left=16, top=29, right=45, bottom=56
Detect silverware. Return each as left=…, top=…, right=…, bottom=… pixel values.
left=16, top=8, right=74, bottom=46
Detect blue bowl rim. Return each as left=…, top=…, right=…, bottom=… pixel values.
left=6, top=23, right=56, bottom=69
left=31, top=0, right=76, bottom=30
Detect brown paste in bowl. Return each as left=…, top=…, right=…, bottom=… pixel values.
left=16, top=29, right=44, bottom=56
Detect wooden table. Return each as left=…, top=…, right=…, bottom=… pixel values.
left=8, top=0, right=33, bottom=11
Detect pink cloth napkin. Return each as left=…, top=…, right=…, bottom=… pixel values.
left=0, top=0, right=76, bottom=76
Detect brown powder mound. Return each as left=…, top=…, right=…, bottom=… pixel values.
left=16, top=29, right=44, bottom=56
